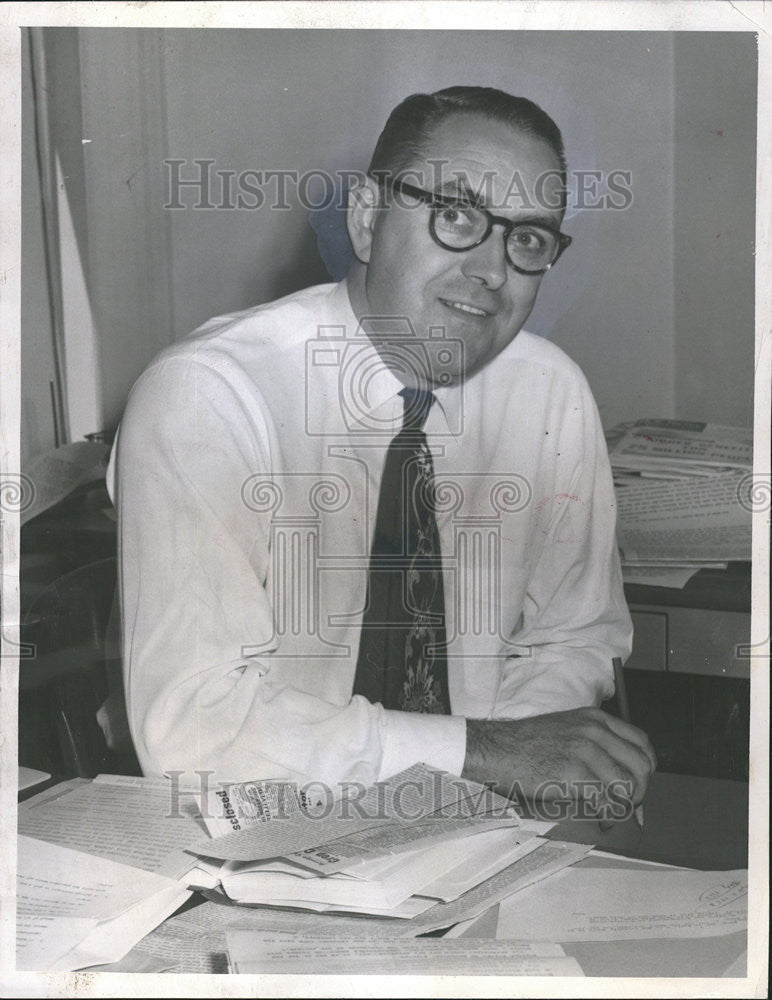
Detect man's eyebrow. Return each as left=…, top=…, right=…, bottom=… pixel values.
left=431, top=183, right=561, bottom=229
left=509, top=213, right=563, bottom=230
left=432, top=181, right=483, bottom=205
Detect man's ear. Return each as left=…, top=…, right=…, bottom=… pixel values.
left=346, top=176, right=381, bottom=264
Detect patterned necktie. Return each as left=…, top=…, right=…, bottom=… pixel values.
left=352, top=386, right=451, bottom=714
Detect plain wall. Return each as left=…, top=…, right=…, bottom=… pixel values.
left=161, top=30, right=679, bottom=429
left=672, top=32, right=756, bottom=427
left=21, top=28, right=757, bottom=449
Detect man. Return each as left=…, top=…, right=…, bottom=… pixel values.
left=110, top=86, right=655, bottom=808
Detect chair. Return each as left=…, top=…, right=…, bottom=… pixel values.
left=19, top=557, right=140, bottom=778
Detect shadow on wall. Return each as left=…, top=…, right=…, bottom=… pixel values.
left=309, top=196, right=354, bottom=282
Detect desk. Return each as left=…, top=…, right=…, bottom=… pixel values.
left=625, top=563, right=751, bottom=679
left=542, top=771, right=749, bottom=871
left=77, top=769, right=748, bottom=977
left=454, top=854, right=747, bottom=979
left=618, top=564, right=752, bottom=781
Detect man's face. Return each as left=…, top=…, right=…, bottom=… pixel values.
left=358, top=114, right=565, bottom=387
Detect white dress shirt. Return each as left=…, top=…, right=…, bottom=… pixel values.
left=109, top=279, right=632, bottom=788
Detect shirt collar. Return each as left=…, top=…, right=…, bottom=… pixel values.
left=336, top=278, right=460, bottom=436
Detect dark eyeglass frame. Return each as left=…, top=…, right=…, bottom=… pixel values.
left=375, top=176, right=572, bottom=276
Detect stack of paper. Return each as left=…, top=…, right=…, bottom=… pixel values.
left=18, top=773, right=208, bottom=880
left=495, top=865, right=748, bottom=942
left=216, top=826, right=541, bottom=915
left=15, top=767, right=588, bottom=969
left=16, top=773, right=208, bottom=971
left=225, top=932, right=585, bottom=976
left=16, top=835, right=191, bottom=971
left=186, top=764, right=590, bottom=923
left=606, top=419, right=753, bottom=587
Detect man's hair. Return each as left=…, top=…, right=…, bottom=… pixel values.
left=368, top=85, right=566, bottom=180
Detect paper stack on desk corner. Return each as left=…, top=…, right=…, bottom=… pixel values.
left=605, top=419, right=753, bottom=587
left=16, top=772, right=208, bottom=971
left=16, top=835, right=191, bottom=972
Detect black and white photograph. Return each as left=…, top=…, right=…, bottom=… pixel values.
left=1, top=2, right=769, bottom=994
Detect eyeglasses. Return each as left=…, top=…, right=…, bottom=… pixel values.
left=375, top=176, right=572, bottom=276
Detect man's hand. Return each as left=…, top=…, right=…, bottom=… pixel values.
left=462, top=707, right=656, bottom=808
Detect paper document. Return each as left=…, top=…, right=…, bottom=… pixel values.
left=280, top=813, right=518, bottom=876
left=216, top=838, right=589, bottom=938
left=95, top=896, right=398, bottom=974
left=201, top=778, right=310, bottom=838
left=183, top=767, right=584, bottom=938
left=191, top=763, right=515, bottom=862
left=496, top=866, right=747, bottom=941
left=218, top=827, right=532, bottom=914
left=189, top=764, right=529, bottom=922
left=18, top=774, right=206, bottom=880
left=251, top=893, right=437, bottom=919
left=225, top=931, right=584, bottom=976
left=721, top=951, right=748, bottom=977
left=97, top=893, right=436, bottom=974
left=406, top=839, right=591, bottom=936
left=89, top=899, right=273, bottom=975
left=417, top=828, right=542, bottom=901
left=17, top=766, right=51, bottom=792
left=115, top=838, right=589, bottom=967
left=621, top=565, right=702, bottom=589
left=86, top=951, right=174, bottom=974
left=615, top=473, right=751, bottom=562
left=607, top=420, right=753, bottom=472
left=21, top=441, right=110, bottom=525
left=16, top=835, right=190, bottom=971
left=195, top=893, right=441, bottom=939
left=620, top=560, right=728, bottom=568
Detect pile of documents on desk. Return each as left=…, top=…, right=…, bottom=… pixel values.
left=15, top=834, right=191, bottom=972
left=15, top=765, right=589, bottom=971
left=606, top=419, right=753, bottom=588
left=15, top=766, right=750, bottom=976
left=16, top=774, right=201, bottom=972
left=186, top=763, right=590, bottom=924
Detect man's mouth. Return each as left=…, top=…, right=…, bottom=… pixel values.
left=440, top=298, right=490, bottom=318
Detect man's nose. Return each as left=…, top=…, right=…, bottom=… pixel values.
left=460, top=229, right=509, bottom=290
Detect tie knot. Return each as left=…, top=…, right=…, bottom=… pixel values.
left=399, top=387, right=435, bottom=432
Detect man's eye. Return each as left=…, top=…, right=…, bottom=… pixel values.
left=510, top=227, right=548, bottom=254
left=437, top=204, right=476, bottom=229
left=514, top=229, right=542, bottom=248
